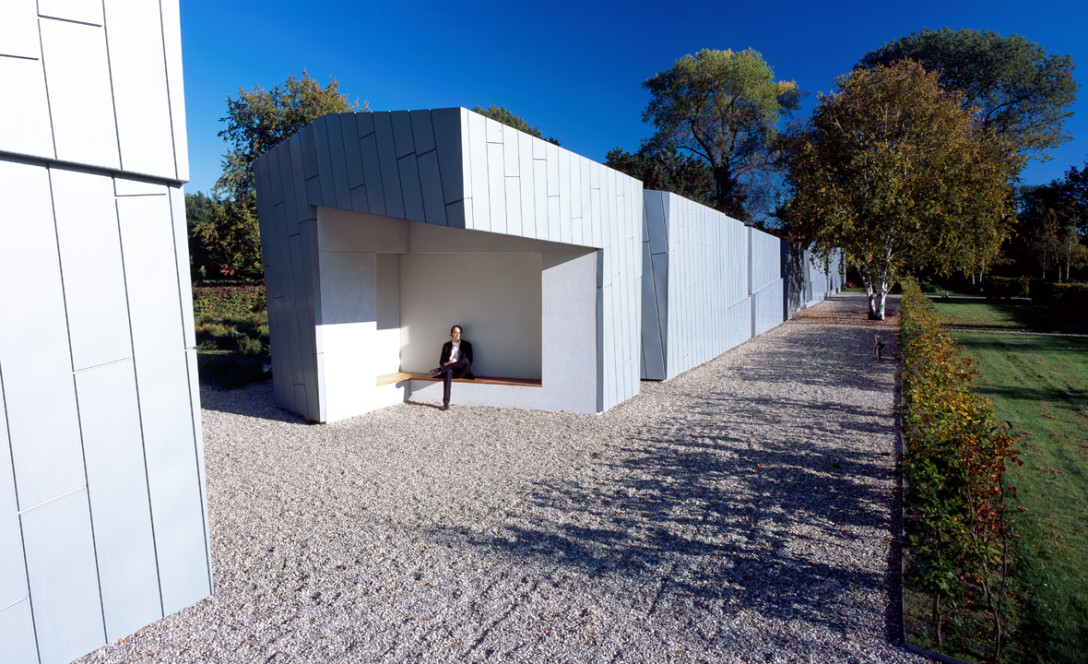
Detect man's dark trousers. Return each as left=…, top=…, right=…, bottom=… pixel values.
left=438, top=357, right=471, bottom=406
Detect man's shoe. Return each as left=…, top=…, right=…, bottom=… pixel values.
left=429, top=368, right=441, bottom=377
left=440, top=404, right=449, bottom=411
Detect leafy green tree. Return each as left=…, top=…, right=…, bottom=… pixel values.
left=217, top=70, right=363, bottom=204
left=605, top=146, right=715, bottom=207
left=471, top=105, right=560, bottom=145
left=185, top=192, right=263, bottom=281
left=193, top=71, right=362, bottom=284
left=859, top=28, right=1078, bottom=161
left=641, top=48, right=801, bottom=220
left=783, top=60, right=1022, bottom=319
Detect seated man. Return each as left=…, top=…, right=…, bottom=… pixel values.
left=429, top=324, right=473, bottom=410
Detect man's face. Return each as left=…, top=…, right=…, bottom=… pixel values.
left=451, top=327, right=462, bottom=342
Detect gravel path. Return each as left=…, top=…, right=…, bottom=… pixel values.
left=78, top=293, right=924, bottom=663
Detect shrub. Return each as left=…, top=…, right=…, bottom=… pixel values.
left=1032, top=281, right=1088, bottom=309
left=980, top=276, right=1030, bottom=298
left=236, top=334, right=265, bottom=357
left=900, top=278, right=1020, bottom=660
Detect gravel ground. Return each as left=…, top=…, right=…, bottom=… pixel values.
left=78, top=292, right=925, bottom=663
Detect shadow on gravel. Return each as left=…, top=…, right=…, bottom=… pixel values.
left=426, top=302, right=907, bottom=649
left=199, top=383, right=311, bottom=424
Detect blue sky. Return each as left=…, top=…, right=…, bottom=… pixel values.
left=179, top=0, right=1088, bottom=197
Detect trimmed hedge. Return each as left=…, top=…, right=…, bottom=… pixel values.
left=1031, top=280, right=1088, bottom=310
left=980, top=276, right=1030, bottom=298
left=900, top=278, right=1020, bottom=660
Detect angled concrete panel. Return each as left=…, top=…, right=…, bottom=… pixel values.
left=0, top=162, right=85, bottom=509
left=159, top=0, right=188, bottom=180
left=118, top=195, right=210, bottom=614
left=21, top=491, right=104, bottom=664
left=39, top=18, right=119, bottom=169
left=39, top=0, right=103, bottom=25
left=0, top=55, right=54, bottom=159
left=1, top=0, right=40, bottom=58
left=374, top=113, right=405, bottom=220
left=76, top=360, right=163, bottom=642
left=321, top=114, right=353, bottom=210
left=0, top=375, right=27, bottom=612
left=643, top=191, right=764, bottom=380
left=0, top=599, right=38, bottom=664
left=104, top=0, right=176, bottom=178
left=52, top=169, right=132, bottom=371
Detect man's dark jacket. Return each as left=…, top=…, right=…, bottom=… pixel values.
left=439, top=339, right=474, bottom=379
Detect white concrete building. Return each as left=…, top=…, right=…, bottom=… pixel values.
left=254, top=109, right=644, bottom=421
left=0, top=3, right=211, bottom=663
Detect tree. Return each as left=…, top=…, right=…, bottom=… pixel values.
left=641, top=48, right=801, bottom=220
left=186, top=192, right=263, bottom=281
left=471, top=105, right=560, bottom=145
left=1060, top=161, right=1088, bottom=235
left=1018, top=182, right=1088, bottom=280
left=859, top=28, right=1078, bottom=162
left=783, top=60, right=1022, bottom=320
left=605, top=146, right=715, bottom=207
left=217, top=70, right=363, bottom=204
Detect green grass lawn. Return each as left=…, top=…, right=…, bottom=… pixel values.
left=934, top=300, right=1088, bottom=662
left=932, top=296, right=1076, bottom=333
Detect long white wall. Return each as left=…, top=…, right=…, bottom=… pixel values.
left=642, top=191, right=785, bottom=381
left=0, top=3, right=211, bottom=664
left=255, top=109, right=642, bottom=421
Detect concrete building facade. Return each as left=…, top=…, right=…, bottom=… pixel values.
left=254, top=109, right=643, bottom=422
left=0, top=2, right=212, bottom=663
left=640, top=191, right=841, bottom=381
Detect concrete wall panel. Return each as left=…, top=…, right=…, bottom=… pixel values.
left=0, top=599, right=38, bottom=664
left=642, top=191, right=767, bottom=380
left=76, top=360, right=163, bottom=642
left=0, top=162, right=85, bottom=510
left=40, top=18, right=119, bottom=169
left=1, top=0, right=40, bottom=57
left=0, top=376, right=27, bottom=612
left=159, top=0, right=188, bottom=180
left=21, top=491, right=104, bottom=664
left=105, top=0, right=176, bottom=178
left=51, top=169, right=132, bottom=371
left=39, top=0, right=103, bottom=25
left=0, top=56, right=54, bottom=159
left=118, top=196, right=210, bottom=614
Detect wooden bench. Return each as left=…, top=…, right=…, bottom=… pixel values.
left=376, top=371, right=541, bottom=388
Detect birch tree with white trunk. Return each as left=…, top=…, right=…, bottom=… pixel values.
left=782, top=60, right=1022, bottom=320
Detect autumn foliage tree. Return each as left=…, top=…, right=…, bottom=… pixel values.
left=783, top=60, right=1023, bottom=319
